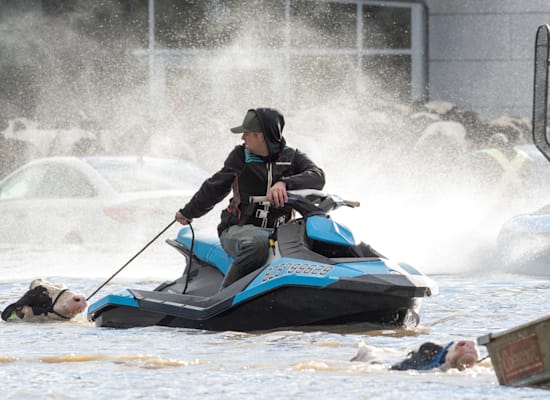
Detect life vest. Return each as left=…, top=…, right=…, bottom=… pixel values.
left=218, top=147, right=297, bottom=234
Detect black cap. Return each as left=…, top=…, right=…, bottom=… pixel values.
left=230, top=110, right=263, bottom=133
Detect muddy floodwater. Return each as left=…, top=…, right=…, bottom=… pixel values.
left=1, top=242, right=549, bottom=400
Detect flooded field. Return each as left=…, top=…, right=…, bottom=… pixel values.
left=1, top=242, right=549, bottom=400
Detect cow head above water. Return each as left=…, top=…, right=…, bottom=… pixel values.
left=388, top=340, right=481, bottom=371
left=1, top=279, right=87, bottom=322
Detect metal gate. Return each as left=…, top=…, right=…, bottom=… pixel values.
left=532, top=24, right=550, bottom=161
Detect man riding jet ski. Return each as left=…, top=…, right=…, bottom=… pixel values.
left=175, top=107, right=325, bottom=290
left=87, top=108, right=437, bottom=331
left=88, top=189, right=437, bottom=331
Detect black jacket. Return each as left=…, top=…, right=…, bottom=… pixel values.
left=180, top=108, right=325, bottom=236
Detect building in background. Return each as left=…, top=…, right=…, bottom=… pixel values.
left=140, top=0, right=427, bottom=122
left=0, top=0, right=548, bottom=127
left=139, top=0, right=550, bottom=120
left=425, top=0, right=550, bottom=119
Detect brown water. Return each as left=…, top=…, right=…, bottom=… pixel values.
left=1, top=241, right=549, bottom=400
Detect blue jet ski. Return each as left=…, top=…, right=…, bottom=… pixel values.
left=88, top=190, right=438, bottom=332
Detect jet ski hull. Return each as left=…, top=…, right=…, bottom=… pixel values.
left=89, top=273, right=428, bottom=331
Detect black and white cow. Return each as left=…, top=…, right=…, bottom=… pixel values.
left=1, top=279, right=87, bottom=322
left=351, top=340, right=481, bottom=371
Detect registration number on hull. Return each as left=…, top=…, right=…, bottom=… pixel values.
left=261, top=262, right=333, bottom=282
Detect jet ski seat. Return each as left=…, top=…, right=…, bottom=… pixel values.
left=176, top=227, right=233, bottom=275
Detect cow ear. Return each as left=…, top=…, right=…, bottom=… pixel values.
left=29, top=279, right=44, bottom=289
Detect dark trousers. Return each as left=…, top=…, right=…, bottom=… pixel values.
left=219, top=224, right=272, bottom=288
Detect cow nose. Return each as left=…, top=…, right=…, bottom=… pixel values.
left=456, top=340, right=476, bottom=350
left=73, top=295, right=87, bottom=304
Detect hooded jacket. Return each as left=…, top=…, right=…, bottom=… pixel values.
left=179, top=107, right=325, bottom=236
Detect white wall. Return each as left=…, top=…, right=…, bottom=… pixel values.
left=424, top=0, right=550, bottom=119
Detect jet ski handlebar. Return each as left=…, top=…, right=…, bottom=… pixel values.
left=342, top=199, right=361, bottom=208
left=249, top=189, right=360, bottom=214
